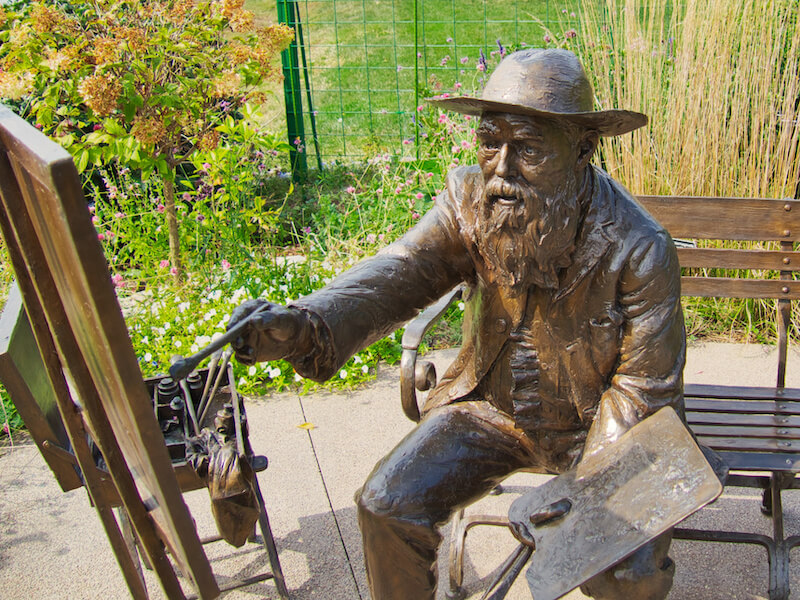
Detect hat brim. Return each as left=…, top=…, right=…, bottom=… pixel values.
left=426, top=96, right=647, bottom=137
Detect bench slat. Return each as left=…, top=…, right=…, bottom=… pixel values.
left=637, top=196, right=800, bottom=241
left=695, top=435, right=800, bottom=452
left=687, top=411, right=800, bottom=428
left=677, top=247, right=800, bottom=272
left=690, top=424, right=800, bottom=439
left=681, top=277, right=800, bottom=299
left=716, top=451, right=800, bottom=472
left=685, top=383, right=800, bottom=401
left=686, top=398, right=800, bottom=416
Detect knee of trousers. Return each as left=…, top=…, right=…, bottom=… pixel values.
left=355, top=476, right=440, bottom=532
left=580, top=535, right=675, bottom=600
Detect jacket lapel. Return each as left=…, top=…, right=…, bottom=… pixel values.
left=553, top=168, right=616, bottom=303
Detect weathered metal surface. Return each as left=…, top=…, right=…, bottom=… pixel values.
left=507, top=407, right=722, bottom=600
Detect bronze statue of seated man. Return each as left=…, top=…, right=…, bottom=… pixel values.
left=230, top=48, right=684, bottom=600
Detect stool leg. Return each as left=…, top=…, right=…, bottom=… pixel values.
left=447, top=508, right=468, bottom=600
left=252, top=475, right=289, bottom=599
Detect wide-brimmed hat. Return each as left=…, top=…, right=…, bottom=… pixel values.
left=427, top=48, right=647, bottom=137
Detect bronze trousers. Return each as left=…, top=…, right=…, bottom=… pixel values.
left=355, top=401, right=674, bottom=600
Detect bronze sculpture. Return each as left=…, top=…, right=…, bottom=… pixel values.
left=230, top=48, right=685, bottom=599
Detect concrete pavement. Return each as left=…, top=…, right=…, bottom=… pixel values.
left=2, top=342, right=800, bottom=599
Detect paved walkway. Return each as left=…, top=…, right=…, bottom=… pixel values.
left=3, top=343, right=800, bottom=599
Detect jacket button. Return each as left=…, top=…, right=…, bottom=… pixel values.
left=495, top=318, right=508, bottom=333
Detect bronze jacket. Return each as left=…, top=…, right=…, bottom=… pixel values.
left=293, top=165, right=685, bottom=454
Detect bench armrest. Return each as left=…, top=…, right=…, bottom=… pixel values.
left=399, top=286, right=463, bottom=422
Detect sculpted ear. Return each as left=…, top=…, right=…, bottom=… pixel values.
left=576, top=130, right=600, bottom=170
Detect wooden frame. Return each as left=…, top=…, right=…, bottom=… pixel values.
left=0, top=105, right=217, bottom=599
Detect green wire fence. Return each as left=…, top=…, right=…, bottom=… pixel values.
left=276, top=0, right=576, bottom=176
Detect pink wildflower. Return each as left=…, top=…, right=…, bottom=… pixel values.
left=366, top=233, right=377, bottom=244
left=92, top=215, right=100, bottom=225
left=170, top=267, right=178, bottom=276
left=415, top=192, right=424, bottom=200
left=157, top=204, right=165, bottom=213
left=221, top=259, right=231, bottom=271
left=159, top=260, right=169, bottom=269
left=411, top=212, right=420, bottom=220
left=114, top=212, right=124, bottom=219
left=97, top=233, right=105, bottom=241
left=111, top=273, right=123, bottom=287
left=346, top=185, right=356, bottom=193
left=460, top=57, right=468, bottom=64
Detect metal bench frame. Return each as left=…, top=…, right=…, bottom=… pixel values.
left=400, top=194, right=800, bottom=600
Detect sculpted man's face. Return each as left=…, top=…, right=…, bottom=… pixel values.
left=476, top=113, right=580, bottom=205
left=473, top=112, right=598, bottom=290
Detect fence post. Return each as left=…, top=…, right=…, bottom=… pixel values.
left=277, top=0, right=307, bottom=181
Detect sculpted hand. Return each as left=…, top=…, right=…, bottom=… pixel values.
left=228, top=299, right=312, bottom=366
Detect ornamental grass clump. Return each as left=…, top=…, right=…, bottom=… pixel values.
left=576, top=0, right=800, bottom=340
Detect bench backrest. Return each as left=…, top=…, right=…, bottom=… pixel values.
left=637, top=195, right=800, bottom=387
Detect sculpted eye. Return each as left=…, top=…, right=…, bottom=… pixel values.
left=523, top=145, right=538, bottom=156
left=481, top=139, right=500, bottom=151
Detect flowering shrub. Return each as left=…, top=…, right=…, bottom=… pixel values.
left=0, top=0, right=294, bottom=280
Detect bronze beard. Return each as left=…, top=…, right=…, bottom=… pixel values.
left=476, top=171, right=584, bottom=291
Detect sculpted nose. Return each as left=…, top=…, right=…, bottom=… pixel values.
left=495, top=143, right=515, bottom=178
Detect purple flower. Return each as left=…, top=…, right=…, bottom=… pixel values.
left=496, top=39, right=506, bottom=57
left=478, top=49, right=488, bottom=72
left=565, top=29, right=577, bottom=39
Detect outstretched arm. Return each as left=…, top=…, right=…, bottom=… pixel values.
left=230, top=193, right=473, bottom=382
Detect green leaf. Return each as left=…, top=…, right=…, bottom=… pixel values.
left=74, top=149, right=89, bottom=173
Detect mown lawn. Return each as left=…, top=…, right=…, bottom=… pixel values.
left=246, top=0, right=569, bottom=159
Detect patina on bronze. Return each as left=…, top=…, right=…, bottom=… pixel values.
left=230, top=48, right=686, bottom=599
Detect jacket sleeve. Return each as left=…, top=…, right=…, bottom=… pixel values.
left=289, top=193, right=474, bottom=381
left=583, top=230, right=686, bottom=457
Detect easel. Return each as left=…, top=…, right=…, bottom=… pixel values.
left=0, top=105, right=287, bottom=599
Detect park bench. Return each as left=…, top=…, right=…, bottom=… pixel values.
left=0, top=105, right=288, bottom=599
left=400, top=193, right=800, bottom=600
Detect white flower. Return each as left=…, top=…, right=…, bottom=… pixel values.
left=174, top=340, right=182, bottom=348
left=144, top=352, right=152, bottom=362
left=239, top=377, right=247, bottom=386
left=339, top=369, right=348, bottom=379
left=354, top=355, right=363, bottom=364
left=190, top=344, right=199, bottom=353
left=389, top=332, right=396, bottom=341
left=178, top=302, right=190, bottom=312
left=187, top=323, right=196, bottom=332
left=458, top=302, right=465, bottom=311
left=294, top=373, right=302, bottom=382
left=361, top=365, right=369, bottom=374
left=247, top=366, right=256, bottom=376
left=163, top=322, right=171, bottom=330
left=141, top=336, right=149, bottom=344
